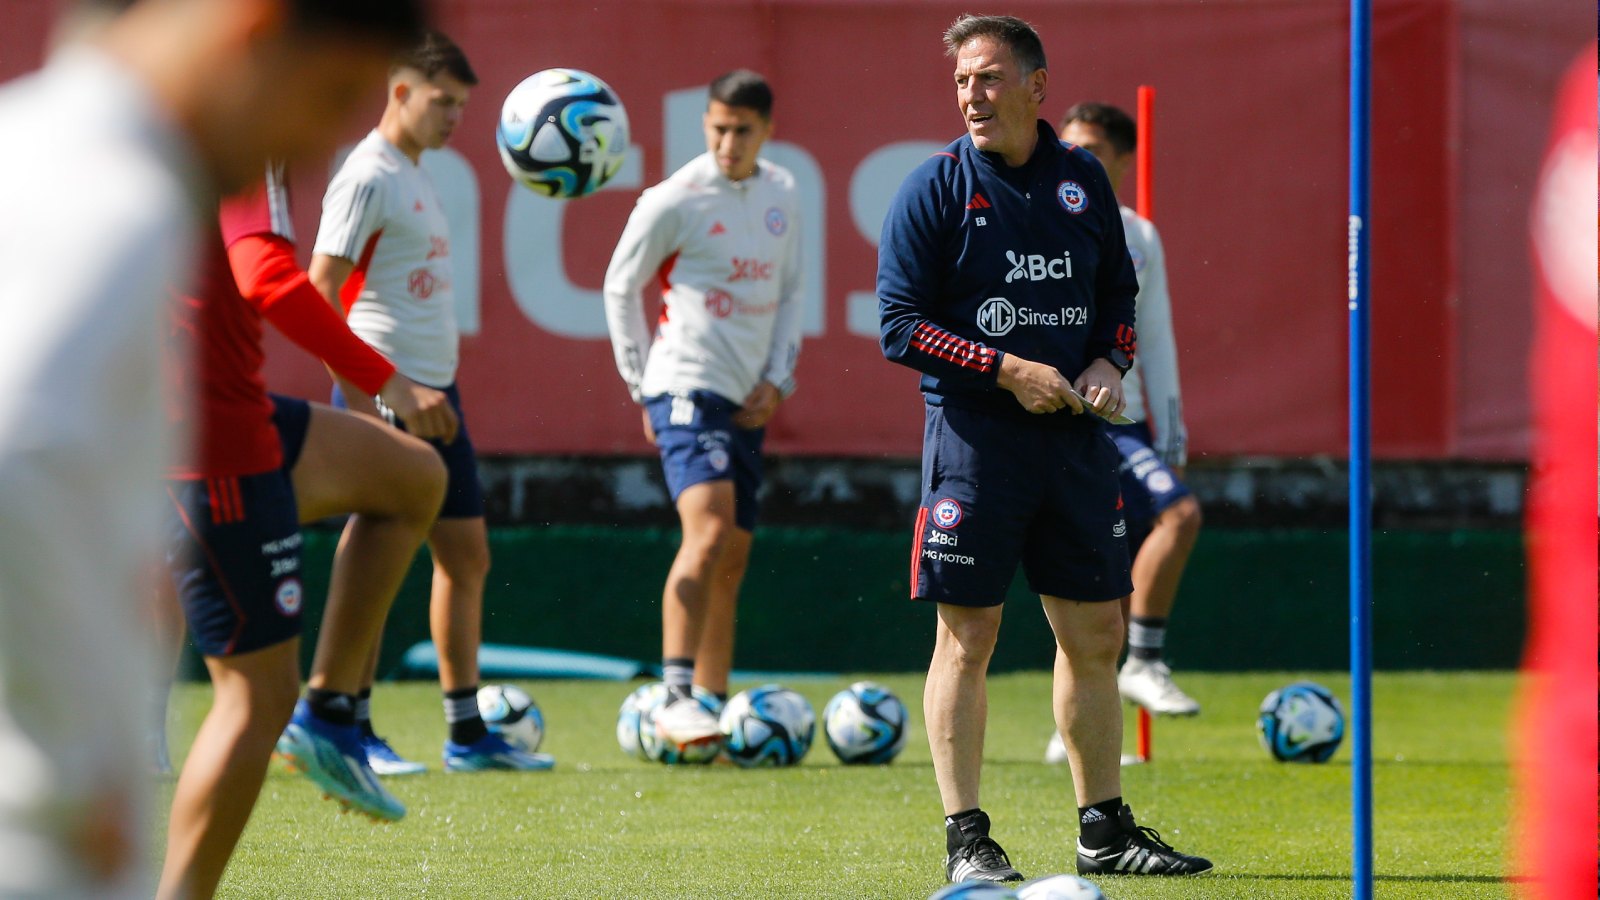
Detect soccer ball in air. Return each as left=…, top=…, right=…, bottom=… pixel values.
left=476, top=684, right=544, bottom=751
left=1257, top=681, right=1345, bottom=763
left=495, top=68, right=629, bottom=199
left=617, top=682, right=723, bottom=765
left=1015, top=874, right=1106, bottom=900
left=719, top=685, right=816, bottom=768
left=823, top=681, right=909, bottom=764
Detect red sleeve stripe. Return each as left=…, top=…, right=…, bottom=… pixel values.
left=910, top=322, right=996, bottom=373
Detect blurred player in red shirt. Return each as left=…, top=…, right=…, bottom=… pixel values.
left=158, top=166, right=456, bottom=899
left=1516, top=44, right=1597, bottom=900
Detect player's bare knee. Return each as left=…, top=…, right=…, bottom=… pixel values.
left=1164, top=496, right=1202, bottom=541
left=1053, top=608, right=1124, bottom=670
left=936, top=618, right=1000, bottom=671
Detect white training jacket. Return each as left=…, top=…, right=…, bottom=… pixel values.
left=314, top=130, right=459, bottom=388
left=1120, top=206, right=1187, bottom=467
left=603, top=153, right=804, bottom=406
left=0, top=47, right=195, bottom=899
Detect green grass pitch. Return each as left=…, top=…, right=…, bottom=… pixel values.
left=162, top=671, right=1518, bottom=899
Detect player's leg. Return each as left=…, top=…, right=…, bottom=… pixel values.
left=693, top=525, right=751, bottom=698
left=1031, top=429, right=1211, bottom=877
left=428, top=514, right=550, bottom=770
left=656, top=479, right=738, bottom=743
left=692, top=424, right=764, bottom=699
left=288, top=399, right=444, bottom=774
left=158, top=641, right=300, bottom=900
left=916, top=406, right=1028, bottom=883
left=927, top=602, right=1023, bottom=883
left=644, top=392, right=742, bottom=747
left=290, top=401, right=444, bottom=695
left=1040, top=596, right=1126, bottom=806
left=1112, top=427, right=1203, bottom=715
left=147, top=571, right=186, bottom=776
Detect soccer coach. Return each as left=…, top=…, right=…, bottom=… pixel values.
left=876, top=14, right=1211, bottom=884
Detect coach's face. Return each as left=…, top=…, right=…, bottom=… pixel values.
left=953, top=35, right=1046, bottom=167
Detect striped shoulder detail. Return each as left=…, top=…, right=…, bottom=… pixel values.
left=909, top=322, right=997, bottom=373
left=264, top=161, right=294, bottom=242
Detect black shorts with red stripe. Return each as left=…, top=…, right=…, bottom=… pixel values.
left=910, top=404, right=1132, bottom=607
left=162, top=395, right=311, bottom=657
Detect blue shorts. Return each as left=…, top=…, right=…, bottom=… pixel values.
left=644, top=391, right=765, bottom=532
left=1108, top=421, right=1192, bottom=537
left=333, top=380, right=484, bottom=519
left=911, top=405, right=1132, bottom=607
left=163, top=396, right=312, bottom=657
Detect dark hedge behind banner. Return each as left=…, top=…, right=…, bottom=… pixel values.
left=4, top=0, right=1586, bottom=458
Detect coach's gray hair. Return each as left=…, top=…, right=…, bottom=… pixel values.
left=942, top=14, right=1047, bottom=74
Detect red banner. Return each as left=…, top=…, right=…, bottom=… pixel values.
left=3, top=1, right=1588, bottom=458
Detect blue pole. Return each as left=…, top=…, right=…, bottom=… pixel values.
left=1347, top=0, right=1373, bottom=898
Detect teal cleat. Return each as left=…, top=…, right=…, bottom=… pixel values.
left=443, top=732, right=556, bottom=772
left=276, top=701, right=405, bottom=822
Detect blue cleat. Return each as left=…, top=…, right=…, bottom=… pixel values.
left=276, top=701, right=405, bottom=821
left=443, top=732, right=556, bottom=772
left=361, top=733, right=427, bottom=776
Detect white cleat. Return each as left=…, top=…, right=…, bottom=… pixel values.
left=1118, top=658, right=1201, bottom=716
left=654, top=695, right=722, bottom=747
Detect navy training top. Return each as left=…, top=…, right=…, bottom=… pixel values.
left=876, top=119, right=1139, bottom=425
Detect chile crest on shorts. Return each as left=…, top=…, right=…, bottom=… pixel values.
left=931, top=498, right=963, bottom=529
left=275, top=578, right=303, bottom=616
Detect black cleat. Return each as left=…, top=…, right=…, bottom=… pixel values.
left=946, top=835, right=1025, bottom=883
left=1075, top=805, right=1212, bottom=876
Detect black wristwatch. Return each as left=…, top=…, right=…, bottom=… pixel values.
left=1104, top=347, right=1133, bottom=377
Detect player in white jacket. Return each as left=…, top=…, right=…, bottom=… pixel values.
left=604, top=70, right=803, bottom=749
left=1054, top=103, right=1203, bottom=724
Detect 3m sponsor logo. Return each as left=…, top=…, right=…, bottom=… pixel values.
left=1057, top=180, right=1088, bottom=213
left=1004, top=250, right=1073, bottom=283
left=729, top=257, right=774, bottom=282
left=275, top=578, right=303, bottom=616
left=925, top=529, right=959, bottom=547
left=977, top=297, right=1088, bottom=337
left=931, top=498, right=963, bottom=529
left=705, top=288, right=733, bottom=318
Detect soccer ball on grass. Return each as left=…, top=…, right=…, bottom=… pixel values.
left=1257, top=681, right=1345, bottom=763
left=476, top=684, right=544, bottom=751
left=823, top=681, right=909, bottom=764
left=719, top=685, right=815, bottom=767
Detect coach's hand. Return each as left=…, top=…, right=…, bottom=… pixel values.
left=733, top=381, right=781, bottom=429
left=379, top=374, right=459, bottom=444
left=1073, top=358, right=1127, bottom=421
left=997, top=353, right=1083, bottom=414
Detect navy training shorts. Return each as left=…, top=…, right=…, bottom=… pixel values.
left=1108, top=421, right=1193, bottom=538
left=644, top=390, right=765, bottom=532
left=332, top=380, right=484, bottom=519
left=910, top=404, right=1133, bottom=606
left=163, top=395, right=312, bottom=657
